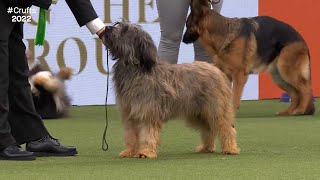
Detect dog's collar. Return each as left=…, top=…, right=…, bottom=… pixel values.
left=208, top=0, right=220, bottom=9
left=209, top=0, right=221, bottom=4
left=98, top=32, right=104, bottom=39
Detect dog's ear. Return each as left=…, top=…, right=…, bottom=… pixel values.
left=121, top=25, right=129, bottom=35
left=141, top=51, right=156, bottom=72
left=190, top=0, right=208, bottom=24
left=138, top=39, right=156, bottom=72
left=57, top=67, right=73, bottom=80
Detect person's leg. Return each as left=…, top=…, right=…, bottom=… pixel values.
left=156, top=0, right=191, bottom=64
left=0, top=1, right=18, bottom=150
left=0, top=1, right=37, bottom=160
left=194, top=0, right=223, bottom=62
left=7, top=22, right=50, bottom=144
left=7, top=22, right=77, bottom=156
left=0, top=41, right=15, bottom=149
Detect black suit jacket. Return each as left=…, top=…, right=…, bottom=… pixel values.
left=4, top=0, right=98, bottom=27
left=4, top=0, right=52, bottom=9
left=65, top=0, right=99, bottom=27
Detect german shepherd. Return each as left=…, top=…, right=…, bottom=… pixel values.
left=183, top=0, right=314, bottom=115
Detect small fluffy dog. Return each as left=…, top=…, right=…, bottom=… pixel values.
left=29, top=63, right=72, bottom=119
left=183, top=0, right=315, bottom=115
left=104, top=21, right=239, bottom=158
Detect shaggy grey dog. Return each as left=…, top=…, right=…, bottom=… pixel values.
left=104, top=21, right=239, bottom=158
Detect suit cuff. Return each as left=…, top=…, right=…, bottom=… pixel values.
left=86, top=18, right=105, bottom=35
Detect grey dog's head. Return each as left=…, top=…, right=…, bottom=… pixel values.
left=104, top=21, right=157, bottom=72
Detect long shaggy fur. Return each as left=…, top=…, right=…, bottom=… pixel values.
left=28, top=63, right=72, bottom=119
left=183, top=0, right=315, bottom=116
left=104, top=21, right=239, bottom=158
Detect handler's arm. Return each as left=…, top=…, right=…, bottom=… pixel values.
left=65, top=0, right=105, bottom=36
left=4, top=0, right=52, bottom=9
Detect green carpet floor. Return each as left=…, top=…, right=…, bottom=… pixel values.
left=0, top=100, right=319, bottom=180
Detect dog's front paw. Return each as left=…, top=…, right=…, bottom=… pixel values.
left=276, top=110, right=291, bottom=116
left=196, top=144, right=215, bottom=153
left=134, top=149, right=157, bottom=159
left=222, top=148, right=240, bottom=155
left=119, top=149, right=136, bottom=158
left=292, top=110, right=306, bottom=116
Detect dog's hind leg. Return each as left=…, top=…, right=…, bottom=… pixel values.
left=135, top=119, right=162, bottom=159
left=270, top=68, right=300, bottom=115
left=277, top=43, right=314, bottom=115
left=196, top=128, right=216, bottom=153
left=213, top=114, right=239, bottom=155
left=185, top=115, right=216, bottom=153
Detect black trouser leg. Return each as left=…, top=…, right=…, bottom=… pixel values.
left=0, top=40, right=17, bottom=149
left=7, top=22, right=50, bottom=144
left=0, top=1, right=17, bottom=149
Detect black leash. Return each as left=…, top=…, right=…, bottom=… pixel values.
left=102, top=47, right=110, bottom=151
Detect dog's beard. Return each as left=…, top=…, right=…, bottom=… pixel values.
left=104, top=40, right=119, bottom=60
left=108, top=47, right=120, bottom=60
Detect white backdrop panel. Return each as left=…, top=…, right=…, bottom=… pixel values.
left=24, top=0, right=259, bottom=105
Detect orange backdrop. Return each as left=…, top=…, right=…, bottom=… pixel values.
left=258, top=0, right=320, bottom=99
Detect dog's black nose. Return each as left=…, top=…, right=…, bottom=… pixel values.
left=105, top=26, right=114, bottom=33
left=182, top=31, right=199, bottom=44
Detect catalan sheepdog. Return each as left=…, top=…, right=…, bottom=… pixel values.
left=103, top=21, right=239, bottom=158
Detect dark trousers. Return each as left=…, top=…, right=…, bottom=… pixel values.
left=0, top=2, right=49, bottom=149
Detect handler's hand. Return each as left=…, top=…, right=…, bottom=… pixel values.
left=97, top=27, right=107, bottom=46
left=33, top=0, right=53, bottom=10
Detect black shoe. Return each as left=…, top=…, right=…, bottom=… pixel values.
left=26, top=136, right=77, bottom=157
left=0, top=145, right=36, bottom=161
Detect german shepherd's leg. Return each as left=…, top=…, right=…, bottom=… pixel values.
left=304, top=93, right=315, bottom=115
left=291, top=54, right=314, bottom=115
left=303, top=86, right=315, bottom=115
left=293, top=79, right=314, bottom=115
left=277, top=43, right=314, bottom=115
left=232, top=70, right=248, bottom=110
left=135, top=119, right=162, bottom=158
left=277, top=89, right=299, bottom=116
left=270, top=68, right=300, bottom=115
left=119, top=118, right=139, bottom=158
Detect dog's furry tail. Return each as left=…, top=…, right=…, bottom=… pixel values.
left=58, top=67, right=73, bottom=80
